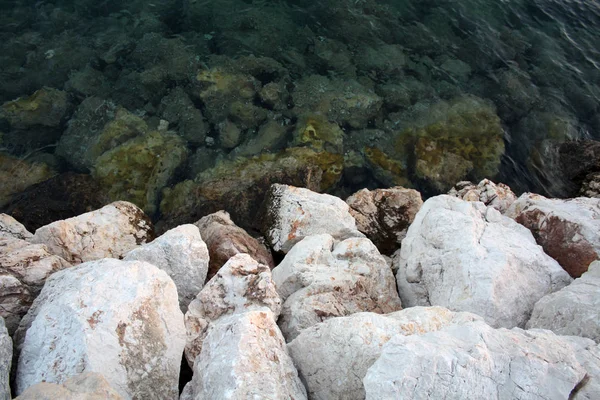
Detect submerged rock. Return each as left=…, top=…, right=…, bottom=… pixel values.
left=395, top=195, right=572, bottom=328
left=346, top=186, right=423, bottom=255
left=15, top=372, right=123, bottom=400
left=527, top=261, right=600, bottom=342
left=0, top=154, right=55, bottom=208
left=273, top=234, right=402, bottom=341
left=194, top=210, right=274, bottom=280
left=15, top=259, right=185, bottom=399
left=31, top=201, right=154, bottom=264
left=264, top=184, right=363, bottom=254
left=288, top=307, right=481, bottom=400
left=506, top=193, right=600, bottom=277
left=0, top=86, right=71, bottom=130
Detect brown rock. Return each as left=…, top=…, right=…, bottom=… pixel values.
left=346, top=187, right=422, bottom=255
left=15, top=372, right=124, bottom=400
left=447, top=179, right=517, bottom=213
left=194, top=211, right=274, bottom=280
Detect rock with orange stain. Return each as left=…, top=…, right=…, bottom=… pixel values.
left=181, top=309, right=306, bottom=400
left=287, top=307, right=481, bottom=400
left=506, top=193, right=600, bottom=278
left=272, top=234, right=402, bottom=341
left=264, top=184, right=364, bottom=254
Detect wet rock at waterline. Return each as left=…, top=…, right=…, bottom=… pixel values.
left=194, top=210, right=274, bottom=280
left=506, top=194, right=600, bottom=278
left=30, top=201, right=154, bottom=264
left=15, top=258, right=185, bottom=399
left=124, top=224, right=209, bottom=313
left=394, top=195, right=572, bottom=328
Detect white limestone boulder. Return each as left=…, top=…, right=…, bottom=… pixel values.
left=0, top=236, right=71, bottom=334
left=287, top=307, right=481, bottom=400
left=0, top=318, right=11, bottom=400
left=15, top=258, right=185, bottom=400
left=15, top=372, right=123, bottom=400
left=124, top=224, right=209, bottom=312
left=184, top=253, right=281, bottom=366
left=273, top=234, right=402, bottom=341
left=346, top=187, right=423, bottom=255
left=527, top=261, right=600, bottom=342
left=30, top=201, right=154, bottom=264
left=181, top=309, right=307, bottom=400
left=506, top=193, right=600, bottom=277
left=394, top=195, right=572, bottom=329
left=364, top=321, right=588, bottom=399
left=562, top=336, right=600, bottom=400
left=264, top=184, right=363, bottom=253
left=0, top=214, right=32, bottom=240
left=448, top=179, right=517, bottom=213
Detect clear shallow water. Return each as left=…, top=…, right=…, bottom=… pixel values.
left=0, top=0, right=599, bottom=228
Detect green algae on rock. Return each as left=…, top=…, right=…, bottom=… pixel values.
left=0, top=154, right=56, bottom=208
left=92, top=130, right=188, bottom=216
left=0, top=87, right=71, bottom=129
left=292, top=114, right=344, bottom=154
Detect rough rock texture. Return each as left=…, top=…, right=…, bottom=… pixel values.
left=364, top=321, right=588, bottom=400
left=264, top=184, right=363, bottom=253
left=0, top=318, right=11, bottom=400
left=448, top=179, right=517, bottom=213
left=15, top=259, right=185, bottom=400
left=395, top=195, right=572, bottom=329
left=124, top=224, right=209, bottom=313
left=581, top=172, right=600, bottom=198
left=559, top=139, right=600, bottom=195
left=30, top=201, right=154, bottom=264
left=181, top=310, right=307, bottom=400
left=563, top=336, right=600, bottom=400
left=346, top=187, right=423, bottom=255
left=184, top=253, right=281, bottom=366
left=506, top=193, right=600, bottom=278
left=0, top=154, right=56, bottom=208
left=0, top=236, right=71, bottom=334
left=15, top=372, right=123, bottom=400
left=527, top=261, right=600, bottom=342
left=0, top=213, right=32, bottom=239
left=194, top=210, right=274, bottom=280
left=273, top=234, right=402, bottom=341
left=288, top=307, right=481, bottom=400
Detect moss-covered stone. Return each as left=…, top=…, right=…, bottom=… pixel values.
left=292, top=114, right=344, bottom=154
left=364, top=147, right=410, bottom=187
left=0, top=154, right=55, bottom=207
left=0, top=87, right=71, bottom=129
left=92, top=130, right=188, bottom=215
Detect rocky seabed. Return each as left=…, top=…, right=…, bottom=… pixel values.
left=0, top=180, right=599, bottom=400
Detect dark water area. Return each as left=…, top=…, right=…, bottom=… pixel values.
left=0, top=0, right=599, bottom=231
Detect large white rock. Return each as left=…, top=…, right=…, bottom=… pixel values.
left=184, top=253, right=281, bottom=366
left=527, top=261, right=600, bottom=342
left=0, top=236, right=71, bottom=334
left=15, top=372, right=123, bottom=400
left=506, top=193, right=600, bottom=277
left=0, top=318, right=11, bottom=400
left=562, top=336, right=600, bottom=400
left=448, top=179, right=517, bottom=213
left=0, top=214, right=32, bottom=240
left=288, top=307, right=481, bottom=400
left=364, top=321, right=588, bottom=399
left=181, top=309, right=307, bottom=400
left=273, top=234, right=402, bottom=341
left=394, top=195, right=572, bottom=329
left=30, top=201, right=154, bottom=264
left=124, top=224, right=209, bottom=312
left=264, top=184, right=364, bottom=253
left=15, top=259, right=185, bottom=400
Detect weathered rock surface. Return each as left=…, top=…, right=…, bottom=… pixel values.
left=15, top=372, right=123, bottom=400
left=288, top=307, right=481, bottom=400
left=0, top=236, right=71, bottom=334
left=364, top=321, right=588, bottom=399
left=581, top=172, right=600, bottom=198
left=0, top=318, right=11, bottom=400
left=30, top=201, right=154, bottom=264
left=395, top=195, right=572, bottom=328
left=194, top=210, right=274, bottom=280
left=182, top=310, right=307, bottom=400
left=559, top=139, right=600, bottom=195
left=448, top=178, right=517, bottom=213
left=264, top=184, right=363, bottom=253
left=0, top=213, right=32, bottom=239
left=15, top=258, right=185, bottom=400
left=506, top=193, right=600, bottom=277
left=273, top=234, right=402, bottom=341
left=563, top=336, right=600, bottom=400
left=527, top=261, right=600, bottom=342
left=0, top=154, right=56, bottom=208
left=124, top=224, right=209, bottom=313
left=346, top=187, right=422, bottom=255
left=184, top=253, right=281, bottom=366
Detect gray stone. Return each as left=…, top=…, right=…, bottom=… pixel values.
left=0, top=318, right=11, bottom=400
left=15, top=372, right=123, bottom=400
left=447, top=178, right=517, bottom=213
left=0, top=214, right=32, bottom=240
